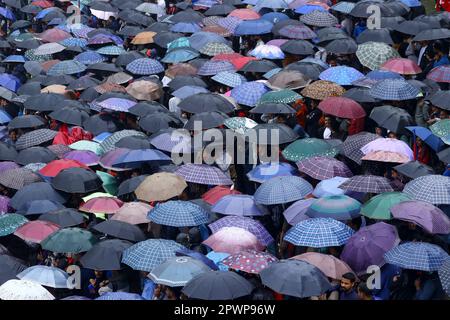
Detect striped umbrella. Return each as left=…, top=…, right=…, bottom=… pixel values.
left=254, top=176, right=313, bottom=205
left=297, top=156, right=353, bottom=180
left=403, top=175, right=450, bottom=205
left=148, top=201, right=209, bottom=227
left=306, top=195, right=362, bottom=220
left=174, top=164, right=233, bottom=186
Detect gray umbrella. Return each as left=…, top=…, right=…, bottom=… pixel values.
left=240, top=59, right=278, bottom=73
left=17, top=82, right=41, bottom=96
left=52, top=168, right=103, bottom=194
left=115, top=51, right=144, bottom=67
left=413, top=28, right=450, bottom=41
left=350, top=1, right=396, bottom=18
left=395, top=21, right=434, bottom=36
left=7, top=115, right=46, bottom=130
left=394, top=161, right=435, bottom=179
left=153, top=32, right=183, bottom=48
left=272, top=19, right=303, bottom=36
left=39, top=208, right=86, bottom=228
left=170, top=9, right=204, bottom=23
left=0, top=142, right=18, bottom=161
left=189, top=32, right=229, bottom=51
left=10, top=182, right=67, bottom=210
left=24, top=61, right=43, bottom=77
left=67, top=76, right=100, bottom=91
left=115, top=136, right=152, bottom=150
left=92, top=220, right=146, bottom=242
left=250, top=123, right=299, bottom=145
left=260, top=259, right=332, bottom=298
left=184, top=111, right=229, bottom=130
left=250, top=102, right=296, bottom=114
left=343, top=87, right=379, bottom=103
left=146, top=22, right=171, bottom=33
left=182, top=271, right=254, bottom=300
left=139, top=113, right=183, bottom=133
left=178, top=93, right=235, bottom=114
left=128, top=101, right=168, bottom=117
left=438, top=148, right=450, bottom=164
left=168, top=76, right=208, bottom=91
left=0, top=87, right=15, bottom=102
left=84, top=114, right=123, bottom=135
left=16, top=147, right=57, bottom=165
left=49, top=107, right=90, bottom=126
left=118, top=26, right=143, bottom=37
left=325, top=38, right=358, bottom=54
left=117, top=175, right=148, bottom=197
left=380, top=16, right=405, bottom=29
left=370, top=105, right=414, bottom=134
left=280, top=40, right=315, bottom=56
left=0, top=255, right=26, bottom=286
left=23, top=93, right=66, bottom=112
left=414, top=14, right=445, bottom=28
left=285, top=62, right=324, bottom=80
left=356, top=28, right=394, bottom=45
left=205, top=4, right=235, bottom=16
left=80, top=239, right=133, bottom=271
left=429, top=91, right=450, bottom=111
left=42, top=75, right=76, bottom=86
left=385, top=0, right=410, bottom=16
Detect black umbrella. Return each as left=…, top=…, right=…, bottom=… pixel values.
left=168, top=76, right=208, bottom=91
left=413, top=28, right=450, bottom=41
left=115, top=51, right=144, bottom=67
left=251, top=123, right=299, bottom=145
left=17, top=82, right=41, bottom=96
left=407, top=79, right=439, bottom=98
left=89, top=1, right=118, bottom=12
left=316, top=27, right=347, bottom=44
left=170, top=9, right=204, bottom=23
left=13, top=39, right=41, bottom=50
left=49, top=107, right=90, bottom=126
left=189, top=58, right=209, bottom=70
left=115, top=136, right=152, bottom=150
left=380, top=16, right=405, bottom=29
left=356, top=28, right=394, bottom=45
left=429, top=90, right=450, bottom=111
left=343, top=87, right=379, bottom=103
left=325, top=38, right=358, bottom=54
left=86, top=63, right=121, bottom=73
left=66, top=76, right=100, bottom=91
left=4, top=0, right=22, bottom=9
left=184, top=111, right=229, bottom=130
left=16, top=147, right=57, bottom=165
left=113, top=0, right=141, bottom=10
left=128, top=101, right=169, bottom=117
left=119, top=10, right=154, bottom=26
left=272, top=19, right=303, bottom=36
left=223, top=0, right=243, bottom=5
left=139, top=113, right=183, bottom=133
left=7, top=115, right=46, bottom=130
left=15, top=199, right=65, bottom=216
left=153, top=31, right=183, bottom=48
left=83, top=114, right=123, bottom=135
left=23, top=93, right=66, bottom=112
left=92, top=220, right=146, bottom=242
left=394, top=20, right=432, bottom=36
left=117, top=175, right=148, bottom=197
left=86, top=28, right=114, bottom=39
left=10, top=20, right=31, bottom=30
left=80, top=239, right=132, bottom=271
left=240, top=59, right=278, bottom=73
left=414, top=14, right=445, bottom=28
left=0, top=40, right=11, bottom=49
left=205, top=4, right=235, bottom=16
left=79, top=87, right=101, bottom=102
left=0, top=255, right=26, bottom=286
left=117, top=26, right=143, bottom=37
left=250, top=102, right=296, bottom=114
left=146, top=22, right=171, bottom=33
left=52, top=168, right=103, bottom=194
left=280, top=40, right=315, bottom=56
left=182, top=271, right=254, bottom=300
left=177, top=93, right=235, bottom=114
left=394, top=161, right=435, bottom=179
left=0, top=142, right=18, bottom=161
left=10, top=182, right=67, bottom=210
left=438, top=148, right=450, bottom=164
left=42, top=75, right=76, bottom=86
left=285, top=62, right=324, bottom=80
left=385, top=0, right=410, bottom=16
left=369, top=105, right=414, bottom=134
left=350, top=1, right=396, bottom=18
left=38, top=208, right=86, bottom=228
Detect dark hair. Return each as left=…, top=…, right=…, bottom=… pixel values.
left=342, top=272, right=357, bottom=283
left=357, top=282, right=372, bottom=296
left=433, top=40, right=449, bottom=55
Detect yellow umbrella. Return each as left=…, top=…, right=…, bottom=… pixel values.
left=135, top=172, right=188, bottom=202
left=131, top=31, right=156, bottom=45
left=41, top=84, right=69, bottom=94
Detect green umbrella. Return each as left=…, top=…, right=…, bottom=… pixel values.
left=282, top=138, right=339, bottom=162
left=430, top=119, right=450, bottom=144
left=96, top=170, right=118, bottom=196
left=167, top=37, right=191, bottom=51
left=356, top=42, right=400, bottom=70
left=259, top=89, right=302, bottom=104
left=0, top=214, right=28, bottom=236
left=40, top=227, right=98, bottom=253
left=361, top=192, right=412, bottom=220
left=69, top=140, right=103, bottom=156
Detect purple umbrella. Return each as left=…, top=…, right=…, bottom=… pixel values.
left=340, top=222, right=400, bottom=275
left=211, top=194, right=269, bottom=217
left=0, top=196, right=11, bottom=214
left=97, top=98, right=137, bottom=112
left=296, top=157, right=353, bottom=181
left=174, top=163, right=233, bottom=186
left=282, top=198, right=315, bottom=225
left=208, top=215, right=274, bottom=246
left=63, top=150, right=100, bottom=166
left=390, top=200, right=450, bottom=234
left=98, top=148, right=130, bottom=171
left=0, top=161, right=20, bottom=173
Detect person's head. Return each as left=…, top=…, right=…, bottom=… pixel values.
left=175, top=233, right=190, bottom=247
left=188, top=227, right=201, bottom=244
left=375, top=126, right=384, bottom=136
left=165, top=286, right=179, bottom=300
left=440, top=109, right=449, bottom=119
left=357, top=282, right=373, bottom=300
left=433, top=40, right=449, bottom=57
left=388, top=131, right=397, bottom=139
left=340, top=272, right=357, bottom=292
left=94, top=270, right=104, bottom=278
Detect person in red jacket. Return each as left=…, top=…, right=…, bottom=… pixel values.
left=436, top=0, right=450, bottom=11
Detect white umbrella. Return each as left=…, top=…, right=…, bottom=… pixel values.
left=0, top=279, right=55, bottom=300
left=34, top=43, right=66, bottom=56
left=17, top=266, right=69, bottom=289
left=90, top=9, right=118, bottom=21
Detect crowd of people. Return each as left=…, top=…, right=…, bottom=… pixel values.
left=0, top=0, right=449, bottom=301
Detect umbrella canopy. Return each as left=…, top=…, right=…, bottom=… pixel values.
left=259, top=259, right=332, bottom=298
left=249, top=44, right=285, bottom=60
left=439, top=259, right=450, bottom=297
left=0, top=214, right=28, bottom=236
left=306, top=195, right=361, bottom=221
left=51, top=168, right=102, bottom=194
left=15, top=129, right=57, bottom=150
left=393, top=161, right=435, bottom=179
left=300, top=10, right=338, bottom=27
left=282, top=198, right=316, bottom=225
left=292, top=252, right=353, bottom=280
left=79, top=197, right=123, bottom=214
left=384, top=242, right=449, bottom=272
left=361, top=192, right=412, bottom=220
left=95, top=292, right=144, bottom=300
left=126, top=58, right=164, bottom=75
left=318, top=96, right=366, bottom=119
left=381, top=57, right=421, bottom=75
left=405, top=126, right=445, bottom=152
left=284, top=217, right=355, bottom=248
left=430, top=119, right=450, bottom=141
left=361, top=138, right=413, bottom=160
left=338, top=175, right=394, bottom=193
left=0, top=255, right=26, bottom=286
left=40, top=227, right=97, bottom=253
left=254, top=176, right=313, bottom=205
left=356, top=41, right=400, bottom=70
left=369, top=79, right=420, bottom=101
left=246, top=162, right=296, bottom=183
left=174, top=164, right=233, bottom=186
left=203, top=226, right=264, bottom=254
left=296, top=156, right=353, bottom=180
left=278, top=24, right=317, bottom=40
left=340, top=132, right=381, bottom=164
left=148, top=201, right=209, bottom=227
left=0, top=168, right=42, bottom=190
left=111, top=202, right=152, bottom=225
left=92, top=220, right=146, bottom=242
left=222, top=250, right=278, bottom=274
left=14, top=220, right=60, bottom=243
left=10, top=182, right=66, bottom=210
left=38, top=208, right=85, bottom=228
left=135, top=172, right=187, bottom=202
left=300, top=80, right=346, bottom=100
left=80, top=239, right=132, bottom=271
left=177, top=93, right=235, bottom=114
left=341, top=222, right=400, bottom=275
left=427, top=65, right=450, bottom=83
left=201, top=186, right=242, bottom=205
left=319, top=66, right=364, bottom=86
left=282, top=138, right=339, bottom=162
left=0, top=280, right=54, bottom=300
left=403, top=175, right=450, bottom=205
left=211, top=194, right=269, bottom=217
left=17, top=266, right=68, bottom=289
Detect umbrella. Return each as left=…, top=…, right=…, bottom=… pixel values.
left=13, top=220, right=60, bottom=243
left=338, top=175, right=394, bottom=193
left=0, top=255, right=26, bottom=286
left=430, top=120, right=450, bottom=141
left=0, top=74, right=21, bottom=92
left=266, top=70, right=311, bottom=90
left=318, top=97, right=366, bottom=119
left=405, top=126, right=445, bottom=152
left=254, top=176, right=313, bottom=205
left=197, top=60, right=235, bottom=76
left=47, top=60, right=86, bottom=76
left=203, top=227, right=265, bottom=254
left=403, top=175, right=450, bottom=205
left=222, top=250, right=278, bottom=274
left=17, top=266, right=68, bottom=289
left=0, top=142, right=18, bottom=161
left=100, top=130, right=146, bottom=154
left=393, top=161, right=435, bottom=179
left=0, top=87, right=17, bottom=101
left=172, top=86, right=209, bottom=99
left=300, top=10, right=338, bottom=27
left=182, top=270, right=253, bottom=300
left=319, top=66, right=364, bottom=86
left=229, top=8, right=260, bottom=20
left=0, top=168, right=41, bottom=190
left=110, top=149, right=171, bottom=168
left=439, top=259, right=450, bottom=297
left=9, top=182, right=66, bottom=210
left=174, top=164, right=232, bottom=186
left=162, top=48, right=200, bottom=64
left=51, top=168, right=102, bottom=194
left=301, top=80, right=345, bottom=101
left=282, top=138, right=338, bottom=162
left=0, top=214, right=28, bottom=236
left=438, top=148, right=450, bottom=164
left=126, top=58, right=164, bottom=75
left=39, top=160, right=88, bottom=178
left=14, top=129, right=57, bottom=151
left=234, top=19, right=273, bottom=36
left=427, top=65, right=450, bottom=83
left=177, top=93, right=235, bottom=114
left=282, top=198, right=316, bottom=225
left=16, top=147, right=57, bottom=165
left=40, top=227, right=97, bottom=253
left=230, top=81, right=270, bottom=107
left=258, top=89, right=302, bottom=104
left=361, top=138, right=413, bottom=160
left=356, top=42, right=400, bottom=70
left=96, top=98, right=137, bottom=113
left=369, top=106, right=413, bottom=133
left=34, top=43, right=65, bottom=56
left=240, top=60, right=278, bottom=74
left=369, top=79, right=420, bottom=101
left=70, top=141, right=103, bottom=156
left=201, top=186, right=242, bottom=205
left=223, top=116, right=258, bottom=135
left=96, top=292, right=144, bottom=300
left=126, top=80, right=163, bottom=101
left=63, top=150, right=99, bottom=166
left=246, top=162, right=296, bottom=184
left=184, top=111, right=228, bottom=130
left=340, top=222, right=400, bottom=275
left=211, top=194, right=268, bottom=217
left=278, top=24, right=317, bottom=40
left=74, top=51, right=105, bottom=65
left=111, top=202, right=152, bottom=225
left=306, top=195, right=361, bottom=221
left=121, top=239, right=184, bottom=272
left=330, top=1, right=356, bottom=13
left=249, top=45, right=285, bottom=60
left=134, top=172, right=187, bottom=202
left=260, top=259, right=331, bottom=298
left=342, top=87, right=379, bottom=103
left=38, top=208, right=85, bottom=228
left=381, top=58, right=421, bottom=75
left=296, top=156, right=352, bottom=181
left=413, top=28, right=450, bottom=42
left=384, top=242, right=449, bottom=272
left=148, top=201, right=209, bottom=227
left=325, top=37, right=358, bottom=55
left=361, top=192, right=411, bottom=220
left=92, top=220, right=145, bottom=242
left=79, top=197, right=123, bottom=215
left=0, top=280, right=54, bottom=300
left=80, top=239, right=132, bottom=271
left=356, top=28, right=394, bottom=45
left=292, top=252, right=353, bottom=280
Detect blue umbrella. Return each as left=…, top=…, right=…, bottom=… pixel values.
left=197, top=60, right=235, bottom=76
left=369, top=79, right=420, bottom=101
left=254, top=0, right=290, bottom=9
left=230, top=81, right=270, bottom=106
left=247, top=162, right=297, bottom=183
left=176, top=248, right=219, bottom=270
left=206, top=251, right=230, bottom=271
left=161, top=48, right=200, bottom=64
left=400, top=0, right=421, bottom=7
left=284, top=217, right=355, bottom=248
left=0, top=110, right=12, bottom=124
left=189, top=32, right=229, bottom=51
left=96, top=292, right=145, bottom=300
left=0, top=7, right=16, bottom=21
left=93, top=132, right=112, bottom=143
left=126, top=58, right=164, bottom=75
left=170, top=22, right=202, bottom=34
left=111, top=148, right=172, bottom=168
left=367, top=70, right=403, bottom=80
left=96, top=45, right=126, bottom=56
left=384, top=242, right=449, bottom=271
left=3, top=55, right=27, bottom=63
left=211, top=195, right=269, bottom=217
left=234, top=19, right=274, bottom=36
left=330, top=1, right=356, bottom=14
left=319, top=66, right=365, bottom=86
left=405, top=126, right=445, bottom=152
left=0, top=74, right=21, bottom=92
left=148, top=201, right=209, bottom=227
left=263, top=67, right=282, bottom=79
left=295, top=5, right=327, bottom=14
left=211, top=71, right=247, bottom=88
left=438, top=258, right=450, bottom=296
left=254, top=176, right=313, bottom=205
left=122, top=239, right=185, bottom=272
left=261, top=12, right=289, bottom=24
left=313, top=176, right=349, bottom=198
left=74, top=51, right=105, bottom=65
left=35, top=7, right=58, bottom=20
left=47, top=60, right=87, bottom=76
left=59, top=37, right=88, bottom=48
left=172, top=86, right=209, bottom=99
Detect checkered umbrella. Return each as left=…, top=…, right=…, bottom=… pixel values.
left=297, top=156, right=353, bottom=180
left=47, top=60, right=86, bottom=76
left=369, top=79, right=420, bottom=101
left=438, top=258, right=450, bottom=296
left=148, top=201, right=209, bottom=227
left=427, top=65, right=450, bottom=83
left=74, top=51, right=105, bottom=65
left=34, top=43, right=65, bottom=55
left=403, top=175, right=450, bottom=205
left=384, top=242, right=449, bottom=272
left=96, top=45, right=126, bottom=56
left=284, top=217, right=355, bottom=248
left=0, top=168, right=41, bottom=190
left=217, top=16, right=242, bottom=32
left=202, top=25, right=232, bottom=37
left=47, top=144, right=71, bottom=159
left=126, top=58, right=164, bottom=75
left=282, top=138, right=339, bottom=162
left=278, top=24, right=317, bottom=40
left=59, top=37, right=88, bottom=48
left=300, top=10, right=338, bottom=27
left=209, top=216, right=274, bottom=246
left=230, top=81, right=270, bottom=106
left=15, top=129, right=57, bottom=150
left=338, top=175, right=394, bottom=193
left=356, top=41, right=400, bottom=70
left=254, top=176, right=313, bottom=205
left=212, top=71, right=247, bottom=88
left=24, top=49, right=51, bottom=62
left=0, top=162, right=19, bottom=174
left=331, top=1, right=356, bottom=13
left=341, top=132, right=379, bottom=164
left=0, top=214, right=28, bottom=236
left=197, top=60, right=236, bottom=76
left=174, top=164, right=233, bottom=186
left=122, top=239, right=184, bottom=272
left=199, top=42, right=234, bottom=56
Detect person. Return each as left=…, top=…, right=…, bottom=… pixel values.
left=414, top=137, right=431, bottom=165
left=338, top=272, right=359, bottom=300
left=305, top=100, right=323, bottom=138
left=357, top=282, right=381, bottom=300
left=414, top=272, right=446, bottom=300
left=431, top=40, right=450, bottom=68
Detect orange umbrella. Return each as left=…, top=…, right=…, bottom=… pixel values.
left=131, top=31, right=156, bottom=45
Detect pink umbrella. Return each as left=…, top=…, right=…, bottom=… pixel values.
left=360, top=138, right=414, bottom=160
left=39, top=29, right=71, bottom=43
left=99, top=148, right=131, bottom=171
left=203, top=227, right=265, bottom=254
left=288, top=0, right=309, bottom=8
left=266, top=39, right=289, bottom=47
left=291, top=252, right=353, bottom=280
left=79, top=197, right=124, bottom=214
left=380, top=58, right=422, bottom=75
left=361, top=151, right=410, bottom=163
left=221, top=250, right=278, bottom=274
left=14, top=221, right=60, bottom=243
left=111, top=202, right=152, bottom=225
left=228, top=9, right=261, bottom=20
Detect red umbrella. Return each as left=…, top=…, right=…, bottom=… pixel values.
left=212, top=53, right=258, bottom=70
left=14, top=221, right=60, bottom=244
left=41, top=60, right=61, bottom=72
left=39, top=29, right=71, bottom=43
left=202, top=186, right=242, bottom=205
left=291, top=252, right=353, bottom=280
left=318, top=96, right=366, bottom=119
left=39, top=159, right=89, bottom=177
left=426, top=65, right=450, bottom=83
left=202, top=25, right=232, bottom=37
left=228, top=9, right=260, bottom=20
left=380, top=58, right=422, bottom=75
left=79, top=197, right=124, bottom=214
left=31, top=0, right=53, bottom=8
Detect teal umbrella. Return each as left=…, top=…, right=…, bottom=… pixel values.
left=0, top=214, right=28, bottom=236
left=306, top=195, right=362, bottom=221
left=40, top=228, right=98, bottom=253
left=96, top=170, right=118, bottom=196
left=282, top=138, right=339, bottom=162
